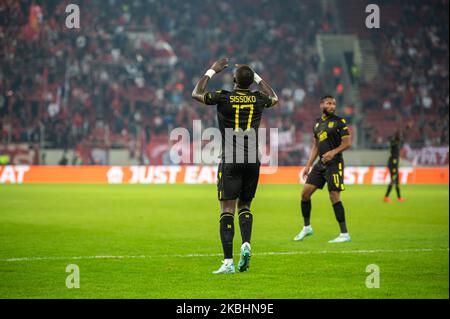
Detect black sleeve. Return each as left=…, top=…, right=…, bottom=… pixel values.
left=337, top=118, right=350, bottom=138
left=204, top=90, right=223, bottom=105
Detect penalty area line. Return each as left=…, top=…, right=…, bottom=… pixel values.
left=0, top=248, right=448, bottom=263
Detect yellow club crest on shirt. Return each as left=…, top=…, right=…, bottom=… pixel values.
left=319, top=131, right=328, bottom=142
left=328, top=122, right=335, bottom=128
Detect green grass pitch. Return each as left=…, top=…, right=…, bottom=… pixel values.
left=0, top=184, right=448, bottom=298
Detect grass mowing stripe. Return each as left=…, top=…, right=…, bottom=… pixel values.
left=1, top=247, right=448, bottom=262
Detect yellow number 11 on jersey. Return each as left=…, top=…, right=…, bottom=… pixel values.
left=232, top=104, right=254, bottom=131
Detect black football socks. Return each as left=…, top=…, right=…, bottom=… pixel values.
left=333, top=201, right=348, bottom=233
left=385, top=184, right=392, bottom=197
left=301, top=200, right=312, bottom=226
left=219, top=213, right=234, bottom=259
left=395, top=185, right=401, bottom=199
left=238, top=209, right=253, bottom=244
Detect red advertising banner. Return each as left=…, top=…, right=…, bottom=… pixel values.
left=0, top=165, right=448, bottom=185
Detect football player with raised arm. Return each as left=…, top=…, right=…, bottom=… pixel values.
left=192, top=58, right=278, bottom=274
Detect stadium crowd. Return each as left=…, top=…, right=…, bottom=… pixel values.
left=359, top=0, right=449, bottom=147
left=0, top=0, right=334, bottom=164
left=0, top=0, right=448, bottom=165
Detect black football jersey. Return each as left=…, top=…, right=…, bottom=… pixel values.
left=389, top=137, right=401, bottom=159
left=204, top=87, right=274, bottom=162
left=312, top=114, right=350, bottom=161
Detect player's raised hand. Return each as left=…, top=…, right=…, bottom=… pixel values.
left=210, top=58, right=229, bottom=73
left=234, top=63, right=251, bottom=70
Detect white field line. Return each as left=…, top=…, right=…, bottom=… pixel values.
left=0, top=248, right=448, bottom=263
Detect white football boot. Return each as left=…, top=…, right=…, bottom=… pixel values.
left=212, top=259, right=235, bottom=274
left=294, top=226, right=314, bottom=241
left=328, top=233, right=351, bottom=243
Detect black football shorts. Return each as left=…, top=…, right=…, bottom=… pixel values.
left=306, top=159, right=345, bottom=192
left=217, top=162, right=261, bottom=201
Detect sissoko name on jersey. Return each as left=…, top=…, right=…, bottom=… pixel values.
left=204, top=88, right=274, bottom=163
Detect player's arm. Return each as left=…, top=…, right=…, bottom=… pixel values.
left=192, top=58, right=229, bottom=104
left=322, top=131, right=352, bottom=163
left=256, top=77, right=279, bottom=107
left=302, top=138, right=319, bottom=180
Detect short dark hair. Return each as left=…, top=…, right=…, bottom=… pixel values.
left=320, top=95, right=335, bottom=103
left=235, top=66, right=254, bottom=88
